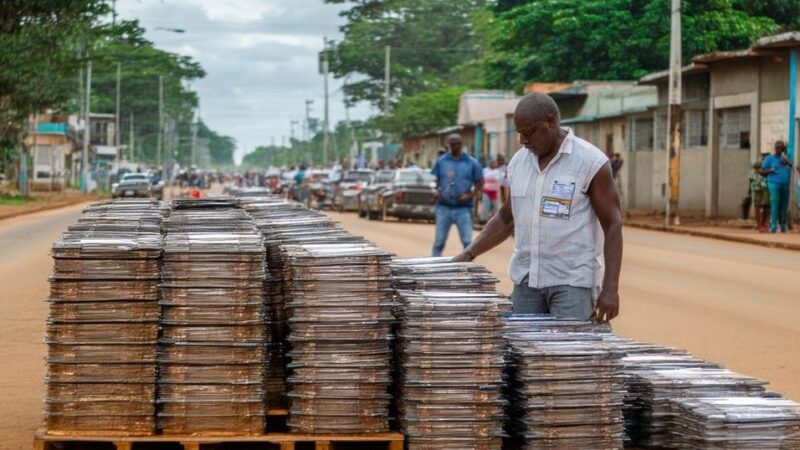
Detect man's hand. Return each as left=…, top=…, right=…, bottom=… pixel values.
left=433, top=191, right=441, bottom=202
left=451, top=252, right=471, bottom=263
left=591, top=290, right=619, bottom=323
left=457, top=192, right=471, bottom=203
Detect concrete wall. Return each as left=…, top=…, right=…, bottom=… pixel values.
left=710, top=59, right=760, bottom=97
left=678, top=149, right=707, bottom=213
left=717, top=149, right=751, bottom=217
left=651, top=149, right=667, bottom=212
left=760, top=100, right=790, bottom=155
left=657, top=72, right=710, bottom=104
left=760, top=56, right=790, bottom=103
left=627, top=148, right=668, bottom=214
left=631, top=150, right=654, bottom=211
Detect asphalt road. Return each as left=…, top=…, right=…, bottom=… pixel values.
left=1, top=203, right=798, bottom=448
left=0, top=203, right=89, bottom=447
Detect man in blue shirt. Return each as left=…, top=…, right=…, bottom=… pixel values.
left=430, top=133, right=484, bottom=256
left=760, top=140, right=793, bottom=233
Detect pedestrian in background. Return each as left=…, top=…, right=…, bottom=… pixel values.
left=430, top=133, right=484, bottom=256
left=749, top=160, right=770, bottom=233
left=610, top=153, right=624, bottom=178
left=481, top=159, right=502, bottom=223
left=760, top=141, right=793, bottom=233
left=497, top=153, right=509, bottom=202
left=611, top=153, right=624, bottom=202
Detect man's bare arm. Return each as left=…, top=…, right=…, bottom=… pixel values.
left=588, top=162, right=623, bottom=322
left=453, top=198, right=514, bottom=262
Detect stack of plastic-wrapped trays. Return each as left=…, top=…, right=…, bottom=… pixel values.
left=670, top=396, right=800, bottom=448
left=283, top=242, right=394, bottom=433
left=157, top=200, right=267, bottom=434
left=45, top=199, right=166, bottom=434
left=242, top=199, right=351, bottom=412
left=396, top=290, right=511, bottom=450
left=625, top=366, right=768, bottom=448
left=504, top=330, right=625, bottom=450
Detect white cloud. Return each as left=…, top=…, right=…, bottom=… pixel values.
left=117, top=0, right=374, bottom=165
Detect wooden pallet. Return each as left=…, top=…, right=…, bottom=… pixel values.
left=34, top=428, right=404, bottom=450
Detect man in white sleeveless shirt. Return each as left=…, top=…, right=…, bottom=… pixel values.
left=453, top=93, right=622, bottom=322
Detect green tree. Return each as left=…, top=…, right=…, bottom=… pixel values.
left=242, top=145, right=288, bottom=169
left=0, top=0, right=109, bottom=144
left=244, top=120, right=377, bottom=169
left=484, top=0, right=780, bottom=90
left=197, top=120, right=236, bottom=167
left=87, top=21, right=211, bottom=166
left=381, top=86, right=467, bottom=137
left=325, top=0, right=488, bottom=107
left=734, top=0, right=800, bottom=31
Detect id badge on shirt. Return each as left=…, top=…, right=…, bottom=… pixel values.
left=540, top=180, right=575, bottom=220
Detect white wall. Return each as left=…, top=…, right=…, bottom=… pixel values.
left=631, top=151, right=654, bottom=211
left=679, top=149, right=707, bottom=213
left=717, top=149, right=751, bottom=218
left=651, top=150, right=667, bottom=212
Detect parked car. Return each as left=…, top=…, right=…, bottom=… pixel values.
left=333, top=169, right=373, bottom=212
left=147, top=171, right=165, bottom=200
left=308, top=171, right=335, bottom=210
left=370, top=169, right=437, bottom=221
left=358, top=170, right=395, bottom=218
left=111, top=173, right=152, bottom=199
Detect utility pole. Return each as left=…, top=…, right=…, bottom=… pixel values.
left=789, top=49, right=798, bottom=223
left=382, top=45, right=391, bottom=165
left=115, top=61, right=121, bottom=171
left=191, top=118, right=198, bottom=167
left=384, top=45, right=391, bottom=118
left=321, top=37, right=330, bottom=166
left=157, top=75, right=164, bottom=181
left=665, top=0, right=682, bottom=228
left=304, top=100, right=313, bottom=140
left=82, top=60, right=92, bottom=193
left=129, top=112, right=134, bottom=162
left=290, top=119, right=299, bottom=166
left=305, top=100, right=313, bottom=165
left=344, top=76, right=356, bottom=169
left=20, top=116, right=36, bottom=197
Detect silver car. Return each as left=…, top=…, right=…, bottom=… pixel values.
left=334, top=169, right=373, bottom=212
left=112, top=173, right=152, bottom=199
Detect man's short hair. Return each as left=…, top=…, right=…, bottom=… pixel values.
left=515, top=92, right=561, bottom=123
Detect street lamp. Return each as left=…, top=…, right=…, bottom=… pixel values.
left=155, top=27, right=186, bottom=33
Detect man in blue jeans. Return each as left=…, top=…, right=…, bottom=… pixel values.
left=430, top=134, right=484, bottom=256
left=760, top=141, right=793, bottom=233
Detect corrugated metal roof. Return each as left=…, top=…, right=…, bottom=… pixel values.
left=457, top=90, right=521, bottom=126
left=559, top=84, right=657, bottom=124
left=639, top=63, right=708, bottom=85
left=692, top=49, right=762, bottom=64
left=754, top=32, right=800, bottom=50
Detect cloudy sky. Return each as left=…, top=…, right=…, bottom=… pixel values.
left=117, top=0, right=375, bottom=164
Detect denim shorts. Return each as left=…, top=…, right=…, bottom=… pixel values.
left=510, top=276, right=593, bottom=320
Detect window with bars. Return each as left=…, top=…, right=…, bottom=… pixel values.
left=684, top=109, right=708, bottom=148
left=654, top=113, right=668, bottom=151
left=719, top=107, right=750, bottom=149
left=633, top=118, right=654, bottom=150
